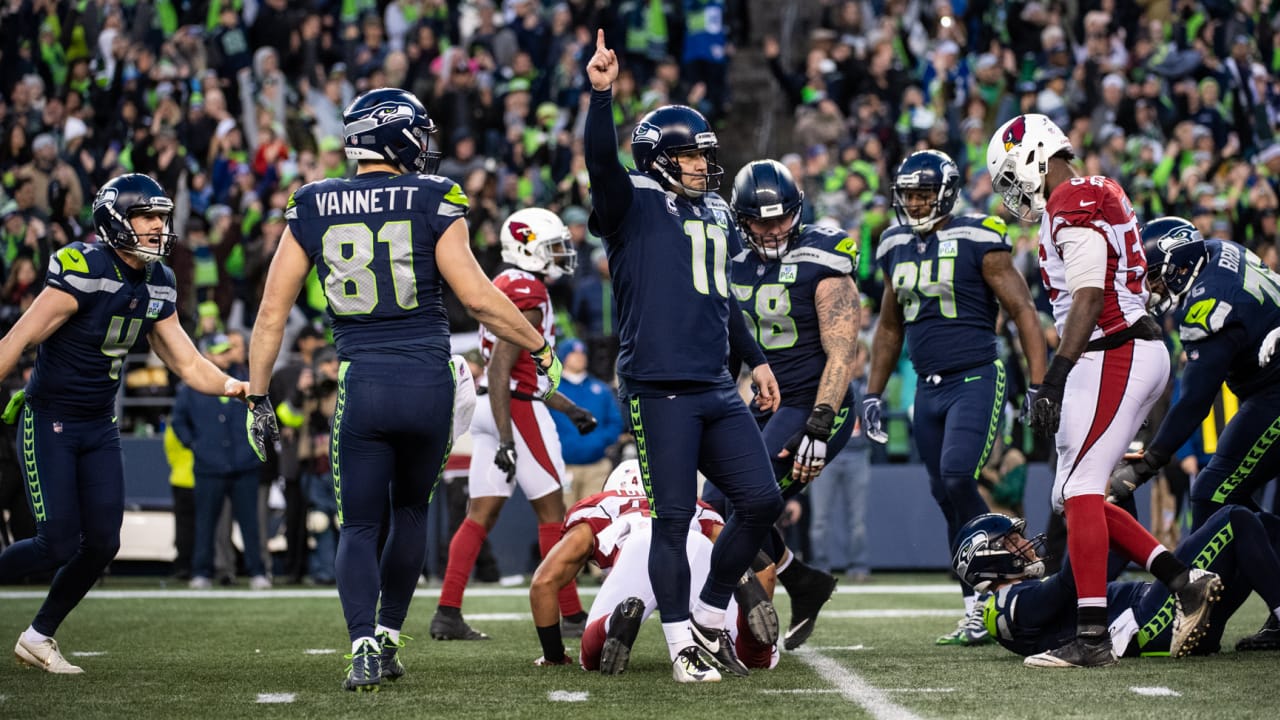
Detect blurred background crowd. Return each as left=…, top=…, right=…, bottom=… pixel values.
left=1, top=0, right=1278, bottom=584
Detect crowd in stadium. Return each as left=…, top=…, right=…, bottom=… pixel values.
left=3, top=0, right=1280, bottom=683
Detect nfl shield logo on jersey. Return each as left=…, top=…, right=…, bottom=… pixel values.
left=52, top=422, right=63, bottom=434
left=778, top=264, right=798, bottom=283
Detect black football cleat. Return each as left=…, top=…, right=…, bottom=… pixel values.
left=430, top=608, right=490, bottom=641
left=691, top=619, right=749, bottom=677
left=1024, top=634, right=1118, bottom=668
left=782, top=568, right=837, bottom=650
left=734, top=571, right=780, bottom=646
left=599, top=597, right=645, bottom=675
left=1235, top=614, right=1280, bottom=652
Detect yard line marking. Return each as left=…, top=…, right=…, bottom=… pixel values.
left=1130, top=687, right=1181, bottom=697
left=882, top=688, right=956, bottom=693
left=810, top=645, right=870, bottom=651
left=795, top=649, right=924, bottom=720
left=761, top=689, right=841, bottom=694
left=69, top=651, right=107, bottom=657
left=256, top=693, right=296, bottom=704
left=0, top=585, right=959, bottom=601
left=824, top=609, right=958, bottom=619
left=548, top=691, right=590, bottom=702
left=303, top=649, right=336, bottom=655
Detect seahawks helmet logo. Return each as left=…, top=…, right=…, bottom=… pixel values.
left=373, top=103, right=415, bottom=124
left=93, top=187, right=118, bottom=211
left=1002, top=116, right=1027, bottom=151
left=632, top=122, right=661, bottom=146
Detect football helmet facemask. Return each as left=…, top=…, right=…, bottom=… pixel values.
left=952, top=513, right=1047, bottom=593
left=1141, top=216, right=1208, bottom=315
left=92, top=173, right=177, bottom=262
left=499, top=208, right=577, bottom=282
left=731, top=159, right=804, bottom=260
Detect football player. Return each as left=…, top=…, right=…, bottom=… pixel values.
left=864, top=149, right=1048, bottom=645
left=246, top=88, right=562, bottom=692
left=988, top=113, right=1222, bottom=667
left=709, top=159, right=860, bottom=650
left=952, top=506, right=1279, bottom=660
left=431, top=208, right=596, bottom=642
left=1110, top=217, right=1280, bottom=528
left=0, top=174, right=249, bottom=674
left=585, top=31, right=783, bottom=681
left=528, top=461, right=779, bottom=679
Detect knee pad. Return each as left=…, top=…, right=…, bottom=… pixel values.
left=737, top=492, right=784, bottom=527
left=35, top=531, right=82, bottom=566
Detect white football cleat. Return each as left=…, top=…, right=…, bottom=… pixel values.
left=15, top=636, right=84, bottom=674
left=672, top=646, right=720, bottom=683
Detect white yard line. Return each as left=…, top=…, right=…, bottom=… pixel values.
left=548, top=691, right=590, bottom=702
left=0, top=585, right=958, bottom=601
left=795, top=649, right=925, bottom=720
left=69, top=651, right=107, bottom=657
left=303, top=649, right=336, bottom=655
left=255, top=693, right=296, bottom=704
left=809, top=645, right=870, bottom=651
left=1130, top=687, right=1181, bottom=697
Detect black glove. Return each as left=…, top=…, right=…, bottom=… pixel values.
left=245, top=394, right=279, bottom=462
left=1108, top=449, right=1167, bottom=504
left=780, top=404, right=835, bottom=483
left=1030, top=356, right=1073, bottom=437
left=495, top=440, right=518, bottom=483
left=567, top=407, right=597, bottom=435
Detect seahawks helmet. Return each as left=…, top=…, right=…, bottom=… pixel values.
left=1142, top=216, right=1208, bottom=315
left=630, top=105, right=724, bottom=198
left=602, top=459, right=645, bottom=496
left=731, top=159, right=804, bottom=260
left=92, top=173, right=177, bottom=262
left=342, top=87, right=442, bottom=175
left=952, top=513, right=1046, bottom=593
left=893, top=150, right=961, bottom=234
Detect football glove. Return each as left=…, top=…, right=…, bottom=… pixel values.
left=567, top=406, right=598, bottom=435
left=780, top=404, right=835, bottom=483
left=1259, top=326, right=1280, bottom=367
left=1108, top=449, right=1167, bottom=504
left=1029, top=356, right=1073, bottom=437
left=246, top=394, right=280, bottom=462
left=531, top=341, right=562, bottom=400
left=2, top=388, right=25, bottom=425
left=495, top=440, right=518, bottom=483
left=1022, top=384, right=1041, bottom=425
left=861, top=394, right=888, bottom=444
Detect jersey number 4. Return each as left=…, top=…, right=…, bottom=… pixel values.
left=892, top=259, right=957, bottom=321
left=322, top=221, right=419, bottom=315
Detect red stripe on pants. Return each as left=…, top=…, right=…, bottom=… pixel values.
left=512, top=400, right=559, bottom=480
left=1069, top=342, right=1134, bottom=478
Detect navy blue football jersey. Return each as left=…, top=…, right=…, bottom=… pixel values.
left=1175, top=239, right=1280, bottom=399
left=875, top=215, right=1010, bottom=376
left=983, top=575, right=1157, bottom=657
left=26, top=242, right=177, bottom=418
left=593, top=172, right=742, bottom=386
left=730, top=225, right=858, bottom=409
left=286, top=171, right=462, bottom=365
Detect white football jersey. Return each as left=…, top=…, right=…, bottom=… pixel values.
left=564, top=491, right=723, bottom=569
left=1037, top=176, right=1149, bottom=340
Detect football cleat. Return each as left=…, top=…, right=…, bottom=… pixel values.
left=14, top=636, right=83, bottom=674
left=429, top=608, right=490, bottom=641
left=1024, top=634, right=1118, bottom=668
left=377, top=632, right=409, bottom=681
left=782, top=568, right=838, bottom=650
left=734, top=571, right=780, bottom=647
left=936, top=598, right=993, bottom=646
left=1171, top=568, right=1223, bottom=658
left=672, top=646, right=721, bottom=683
left=599, top=597, right=645, bottom=675
left=691, top=619, right=749, bottom=677
left=561, top=614, right=588, bottom=640
left=342, top=639, right=381, bottom=692
left=1235, top=615, right=1280, bottom=652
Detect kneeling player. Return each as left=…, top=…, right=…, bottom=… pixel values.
left=953, top=506, right=1280, bottom=662
left=529, top=461, right=779, bottom=681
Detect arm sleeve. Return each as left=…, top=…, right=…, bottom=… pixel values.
left=728, top=304, right=767, bottom=368
left=1148, top=330, right=1244, bottom=457
left=584, top=89, right=634, bottom=237
left=1055, top=226, right=1108, bottom=294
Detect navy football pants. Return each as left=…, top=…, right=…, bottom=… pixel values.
left=331, top=359, right=453, bottom=641
left=0, top=407, right=122, bottom=636
left=914, top=361, right=1005, bottom=592
left=626, top=384, right=783, bottom=621
left=1188, top=386, right=1280, bottom=530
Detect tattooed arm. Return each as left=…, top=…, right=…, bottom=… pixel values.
left=814, top=275, right=861, bottom=409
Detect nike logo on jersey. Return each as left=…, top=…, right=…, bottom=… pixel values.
left=1079, top=200, right=1096, bottom=207
left=514, top=287, right=532, bottom=293
left=964, top=376, right=982, bottom=383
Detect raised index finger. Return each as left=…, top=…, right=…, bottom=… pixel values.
left=596, top=28, right=606, bottom=52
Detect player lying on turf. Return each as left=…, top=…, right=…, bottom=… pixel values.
left=953, top=506, right=1280, bottom=662
left=529, top=461, right=780, bottom=681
